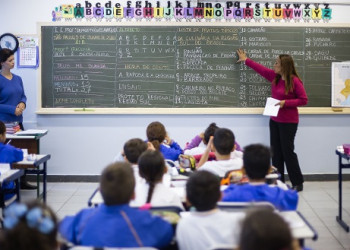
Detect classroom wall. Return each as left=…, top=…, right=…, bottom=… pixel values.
left=1, top=0, right=350, bottom=176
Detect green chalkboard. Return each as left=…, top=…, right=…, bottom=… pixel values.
left=40, top=24, right=350, bottom=109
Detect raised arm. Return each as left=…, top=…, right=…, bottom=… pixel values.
left=237, top=49, right=276, bottom=82
left=184, top=134, right=203, bottom=150
left=196, top=136, right=213, bottom=168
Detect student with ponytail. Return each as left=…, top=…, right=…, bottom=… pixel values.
left=130, top=150, right=184, bottom=210
left=146, top=121, right=183, bottom=161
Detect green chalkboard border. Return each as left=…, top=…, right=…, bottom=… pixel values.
left=37, top=22, right=350, bottom=115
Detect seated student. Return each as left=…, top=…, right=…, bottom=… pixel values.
left=176, top=170, right=244, bottom=250
left=130, top=150, right=184, bottom=210
left=184, top=122, right=242, bottom=158
left=0, top=120, right=23, bottom=163
left=146, top=121, right=183, bottom=161
left=184, top=122, right=218, bottom=156
left=122, top=138, right=172, bottom=188
left=0, top=200, right=59, bottom=250
left=239, top=208, right=304, bottom=250
left=113, top=138, right=154, bottom=162
left=222, top=144, right=298, bottom=211
left=196, top=128, right=243, bottom=177
left=121, top=138, right=148, bottom=185
left=59, top=162, right=173, bottom=248
left=0, top=120, right=24, bottom=200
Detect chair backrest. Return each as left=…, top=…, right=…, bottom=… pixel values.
left=217, top=201, right=276, bottom=212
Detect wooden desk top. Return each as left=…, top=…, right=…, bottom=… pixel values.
left=6, top=131, right=47, bottom=140
left=14, top=154, right=51, bottom=168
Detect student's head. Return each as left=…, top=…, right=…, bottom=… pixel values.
left=239, top=209, right=293, bottom=250
left=186, top=170, right=221, bottom=211
left=138, top=150, right=166, bottom=203
left=0, top=48, right=15, bottom=70
left=203, top=122, right=219, bottom=145
left=123, top=138, right=148, bottom=164
left=0, top=201, right=58, bottom=250
left=0, top=120, right=6, bottom=142
left=146, top=121, right=166, bottom=150
left=100, top=162, right=135, bottom=205
left=213, top=128, right=235, bottom=155
left=243, top=144, right=271, bottom=180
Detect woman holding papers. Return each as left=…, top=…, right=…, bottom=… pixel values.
left=0, top=48, right=26, bottom=129
left=236, top=49, right=308, bottom=192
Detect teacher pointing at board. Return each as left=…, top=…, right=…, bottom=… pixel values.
left=0, top=48, right=36, bottom=190
left=236, top=49, right=308, bottom=192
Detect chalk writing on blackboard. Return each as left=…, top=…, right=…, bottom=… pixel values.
left=41, top=25, right=350, bottom=109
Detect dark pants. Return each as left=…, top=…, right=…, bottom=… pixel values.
left=269, top=119, right=304, bottom=186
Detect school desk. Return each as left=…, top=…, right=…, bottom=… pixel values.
left=178, top=209, right=317, bottom=247
left=14, top=154, right=51, bottom=202
left=88, top=172, right=189, bottom=207
left=0, top=169, right=24, bottom=208
left=6, top=130, right=48, bottom=154
left=87, top=186, right=186, bottom=208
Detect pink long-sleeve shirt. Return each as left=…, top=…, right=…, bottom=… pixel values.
left=245, top=58, right=308, bottom=123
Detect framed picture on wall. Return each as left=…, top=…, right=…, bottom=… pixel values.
left=332, top=62, right=350, bottom=107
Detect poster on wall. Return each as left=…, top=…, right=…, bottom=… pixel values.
left=51, top=1, right=332, bottom=23
left=17, top=35, right=39, bottom=68
left=332, top=62, right=350, bottom=107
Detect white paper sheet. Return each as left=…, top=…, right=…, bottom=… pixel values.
left=263, top=97, right=280, bottom=117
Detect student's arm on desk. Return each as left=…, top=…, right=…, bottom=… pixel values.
left=2, top=144, right=24, bottom=162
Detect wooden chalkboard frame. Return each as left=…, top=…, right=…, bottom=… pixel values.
left=37, top=22, right=350, bottom=115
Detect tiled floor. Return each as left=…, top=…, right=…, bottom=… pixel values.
left=19, top=181, right=350, bottom=250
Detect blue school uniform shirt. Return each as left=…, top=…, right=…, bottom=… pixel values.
left=222, top=183, right=298, bottom=211
left=0, top=143, right=24, bottom=163
left=159, top=141, right=183, bottom=161
left=0, top=73, right=27, bottom=123
left=59, top=204, right=173, bottom=248
left=0, top=142, right=24, bottom=200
